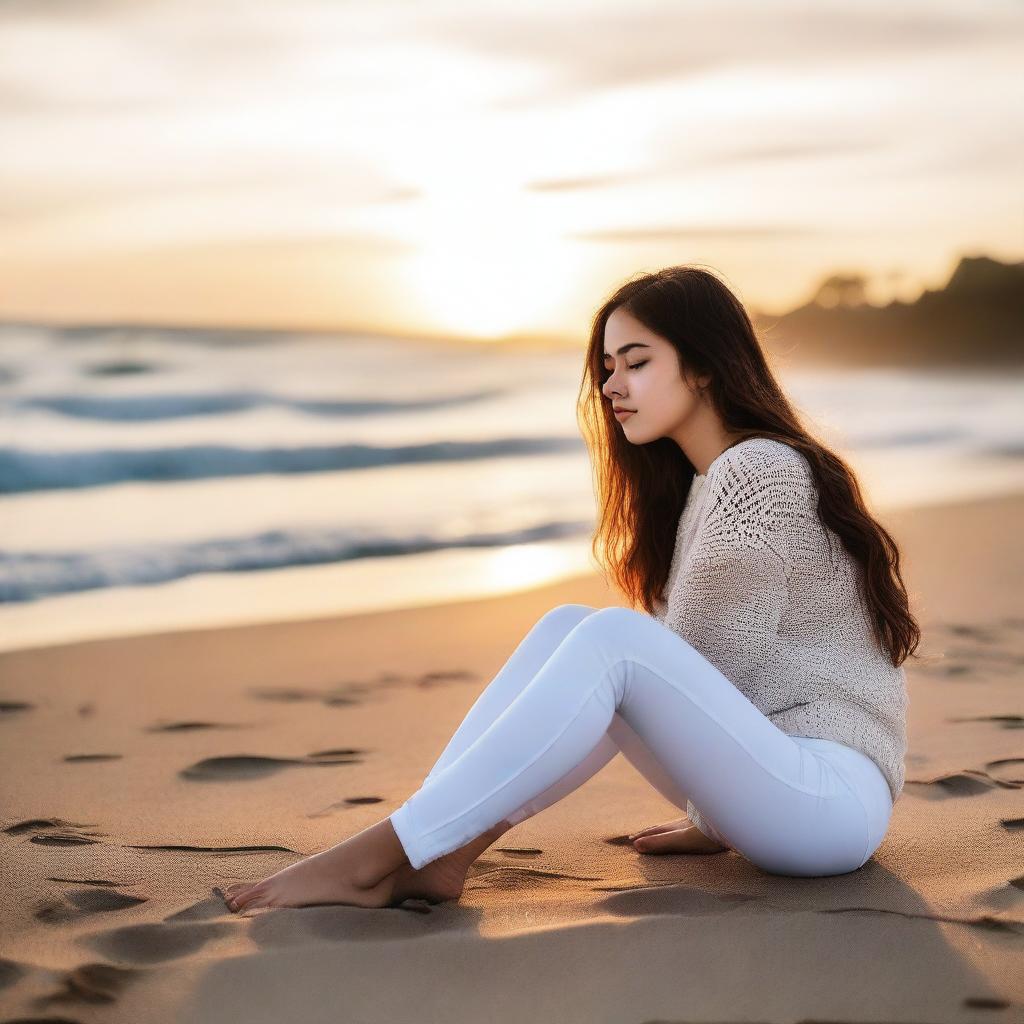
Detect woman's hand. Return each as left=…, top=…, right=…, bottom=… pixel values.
left=628, top=816, right=728, bottom=854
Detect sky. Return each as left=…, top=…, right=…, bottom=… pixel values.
left=1, top=0, right=1022, bottom=343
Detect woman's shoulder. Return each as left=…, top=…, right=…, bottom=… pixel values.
left=680, top=439, right=819, bottom=562
left=697, top=437, right=818, bottom=550
left=709, top=436, right=813, bottom=492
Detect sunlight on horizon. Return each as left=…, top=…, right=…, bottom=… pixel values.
left=1, top=0, right=1021, bottom=341
left=402, top=188, right=584, bottom=339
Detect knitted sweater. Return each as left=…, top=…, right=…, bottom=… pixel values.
left=650, top=437, right=908, bottom=839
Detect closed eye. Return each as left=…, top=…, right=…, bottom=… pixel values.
left=602, top=360, right=648, bottom=375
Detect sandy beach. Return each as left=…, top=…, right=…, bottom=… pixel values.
left=1, top=491, right=1022, bottom=1023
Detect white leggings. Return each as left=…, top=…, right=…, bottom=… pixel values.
left=390, top=604, right=894, bottom=877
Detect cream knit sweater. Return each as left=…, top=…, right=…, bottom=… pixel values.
left=650, top=437, right=908, bottom=837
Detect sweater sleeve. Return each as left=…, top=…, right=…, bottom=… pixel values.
left=662, top=521, right=788, bottom=698
left=660, top=448, right=811, bottom=697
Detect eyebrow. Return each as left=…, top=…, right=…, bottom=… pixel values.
left=602, top=342, right=650, bottom=360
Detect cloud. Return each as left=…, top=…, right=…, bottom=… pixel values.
left=569, top=223, right=823, bottom=243
left=526, top=137, right=886, bottom=192
left=416, top=0, right=1020, bottom=108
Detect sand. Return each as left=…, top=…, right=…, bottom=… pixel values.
left=1, top=492, right=1022, bottom=1023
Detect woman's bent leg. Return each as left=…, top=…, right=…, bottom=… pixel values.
left=500, top=715, right=696, bottom=828
left=421, top=604, right=693, bottom=827
left=390, top=607, right=877, bottom=877
left=423, top=604, right=598, bottom=782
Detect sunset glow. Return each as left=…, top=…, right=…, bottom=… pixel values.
left=1, top=0, right=1021, bottom=339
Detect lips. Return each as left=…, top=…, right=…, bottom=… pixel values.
left=614, top=408, right=636, bottom=421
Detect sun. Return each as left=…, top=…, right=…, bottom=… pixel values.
left=399, top=187, right=573, bottom=342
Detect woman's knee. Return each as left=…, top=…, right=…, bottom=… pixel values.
left=539, top=603, right=597, bottom=635
left=573, top=605, right=652, bottom=636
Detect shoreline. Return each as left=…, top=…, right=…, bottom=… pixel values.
left=1, top=486, right=1021, bottom=661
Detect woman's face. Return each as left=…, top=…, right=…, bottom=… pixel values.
left=601, top=306, right=707, bottom=444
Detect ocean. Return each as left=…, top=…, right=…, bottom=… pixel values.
left=2, top=322, right=1022, bottom=653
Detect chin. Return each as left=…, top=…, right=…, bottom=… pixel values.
left=621, top=422, right=648, bottom=443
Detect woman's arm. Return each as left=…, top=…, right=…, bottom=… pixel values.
left=659, top=446, right=810, bottom=695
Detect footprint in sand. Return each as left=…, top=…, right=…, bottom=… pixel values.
left=919, top=661, right=976, bottom=677
left=5, top=817, right=92, bottom=836
left=247, top=670, right=478, bottom=706
left=38, top=961, right=144, bottom=1008
left=179, top=748, right=366, bottom=781
left=64, top=889, right=147, bottom=912
left=978, top=875, right=1024, bottom=912
left=305, top=795, right=386, bottom=817
left=919, top=622, right=1024, bottom=679
left=466, top=865, right=603, bottom=892
left=165, top=893, right=241, bottom=923
left=343, top=668, right=479, bottom=690
left=248, top=685, right=368, bottom=706
left=86, top=920, right=235, bottom=965
left=1001, top=817, right=1024, bottom=831
left=6, top=819, right=298, bottom=856
left=146, top=720, right=240, bottom=732
left=949, top=714, right=1024, bottom=729
left=0, top=956, right=28, bottom=990
left=4, top=818, right=106, bottom=846
left=25, top=833, right=105, bottom=848
left=906, top=767, right=1021, bottom=797
left=986, top=758, right=1024, bottom=785
left=964, top=996, right=1013, bottom=1010
left=415, top=669, right=478, bottom=689
left=248, top=685, right=326, bottom=702
left=0, top=699, right=33, bottom=714
left=34, top=887, right=147, bottom=925
left=941, top=623, right=1002, bottom=643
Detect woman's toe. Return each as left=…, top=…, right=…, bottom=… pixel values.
left=232, top=886, right=262, bottom=910
left=240, top=889, right=272, bottom=911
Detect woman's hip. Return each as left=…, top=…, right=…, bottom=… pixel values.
left=791, top=737, right=893, bottom=863
left=703, top=737, right=893, bottom=877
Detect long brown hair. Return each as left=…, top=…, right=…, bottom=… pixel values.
left=577, top=265, right=921, bottom=667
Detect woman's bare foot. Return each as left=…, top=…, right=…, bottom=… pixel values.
left=388, top=820, right=512, bottom=905
left=629, top=816, right=729, bottom=854
left=386, top=853, right=472, bottom=905
left=223, top=818, right=512, bottom=913
left=224, top=846, right=396, bottom=913
left=224, top=817, right=407, bottom=913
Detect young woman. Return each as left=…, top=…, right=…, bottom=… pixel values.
left=224, top=265, right=918, bottom=913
